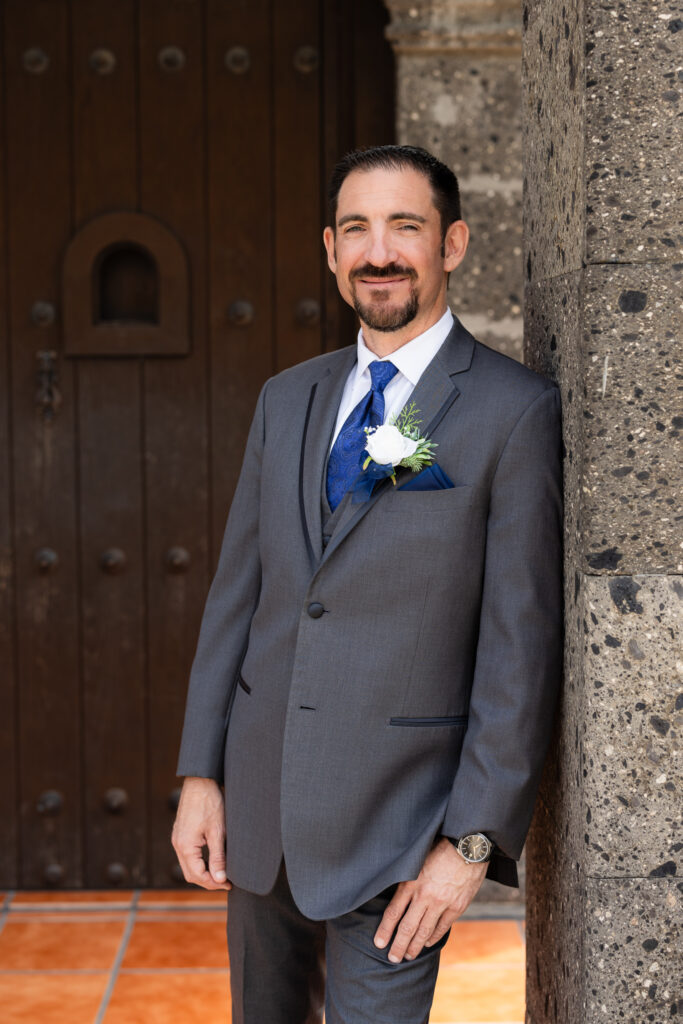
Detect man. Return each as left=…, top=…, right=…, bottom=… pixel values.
left=173, top=145, right=562, bottom=1024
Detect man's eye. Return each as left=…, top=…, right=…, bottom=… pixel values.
left=398, top=223, right=419, bottom=231
left=344, top=225, right=364, bottom=233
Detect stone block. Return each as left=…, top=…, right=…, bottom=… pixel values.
left=396, top=56, right=522, bottom=178
left=524, top=0, right=683, bottom=276
left=581, top=263, right=682, bottom=574
left=522, top=0, right=585, bottom=282
left=449, top=190, right=523, bottom=323
left=526, top=263, right=682, bottom=575
left=581, top=574, right=682, bottom=878
left=584, top=876, right=682, bottom=1023
left=385, top=0, right=521, bottom=57
left=585, top=1, right=683, bottom=265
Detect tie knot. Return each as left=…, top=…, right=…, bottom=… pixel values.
left=369, top=360, right=398, bottom=394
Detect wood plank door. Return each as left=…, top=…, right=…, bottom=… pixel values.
left=0, top=0, right=394, bottom=889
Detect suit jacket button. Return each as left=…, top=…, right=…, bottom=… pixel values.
left=307, top=602, right=325, bottom=619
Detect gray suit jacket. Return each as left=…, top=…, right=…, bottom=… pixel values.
left=177, top=318, right=563, bottom=920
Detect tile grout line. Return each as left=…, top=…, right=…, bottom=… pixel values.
left=8, top=908, right=135, bottom=917
left=0, top=890, right=13, bottom=937
left=0, top=968, right=115, bottom=975
left=8, top=901, right=225, bottom=914
left=461, top=907, right=525, bottom=921
left=92, top=891, right=141, bottom=1024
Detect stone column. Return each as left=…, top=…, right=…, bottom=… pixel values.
left=384, top=0, right=525, bottom=362
left=523, top=2, right=682, bottom=1021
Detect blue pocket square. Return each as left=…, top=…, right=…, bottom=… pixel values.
left=398, top=464, right=454, bottom=492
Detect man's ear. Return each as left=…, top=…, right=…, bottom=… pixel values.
left=323, top=226, right=337, bottom=273
left=443, top=220, right=469, bottom=274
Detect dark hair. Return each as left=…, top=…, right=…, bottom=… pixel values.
left=328, top=145, right=461, bottom=237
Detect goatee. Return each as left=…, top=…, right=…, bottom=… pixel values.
left=353, top=289, right=419, bottom=332
left=349, top=262, right=419, bottom=333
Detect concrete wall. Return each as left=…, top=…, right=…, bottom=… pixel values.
left=523, top=0, right=682, bottom=1019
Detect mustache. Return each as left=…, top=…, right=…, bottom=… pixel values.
left=350, top=262, right=417, bottom=281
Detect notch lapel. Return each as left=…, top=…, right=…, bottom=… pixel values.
left=321, top=318, right=475, bottom=564
left=299, top=347, right=357, bottom=568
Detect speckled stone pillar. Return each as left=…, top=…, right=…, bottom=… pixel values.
left=384, top=0, right=525, bottom=361
left=523, top=2, right=682, bottom=1021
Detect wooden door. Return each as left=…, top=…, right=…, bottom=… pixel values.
left=0, top=0, right=394, bottom=889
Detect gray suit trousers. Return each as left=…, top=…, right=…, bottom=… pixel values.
left=227, top=861, right=448, bottom=1024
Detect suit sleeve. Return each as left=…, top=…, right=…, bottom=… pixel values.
left=442, top=384, right=563, bottom=859
left=176, top=381, right=268, bottom=781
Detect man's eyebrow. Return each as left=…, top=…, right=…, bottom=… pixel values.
left=337, top=213, right=368, bottom=227
left=337, top=211, right=427, bottom=227
left=388, top=212, right=427, bottom=223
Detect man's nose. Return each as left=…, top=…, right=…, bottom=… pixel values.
left=364, top=228, right=396, bottom=268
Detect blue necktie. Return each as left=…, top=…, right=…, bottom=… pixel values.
left=326, top=360, right=399, bottom=511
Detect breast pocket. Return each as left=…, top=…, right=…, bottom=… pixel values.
left=383, top=483, right=474, bottom=514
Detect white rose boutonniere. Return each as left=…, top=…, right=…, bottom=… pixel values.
left=351, top=403, right=438, bottom=502
left=364, top=423, right=419, bottom=467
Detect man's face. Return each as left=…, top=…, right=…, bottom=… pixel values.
left=323, top=166, right=466, bottom=336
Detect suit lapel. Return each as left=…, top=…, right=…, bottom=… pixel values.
left=321, top=318, right=476, bottom=565
left=299, top=346, right=357, bottom=567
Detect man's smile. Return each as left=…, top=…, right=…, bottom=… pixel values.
left=357, top=276, right=409, bottom=286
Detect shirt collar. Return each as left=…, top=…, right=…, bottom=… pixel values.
left=355, top=309, right=454, bottom=387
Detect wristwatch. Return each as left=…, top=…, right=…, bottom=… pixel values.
left=447, top=832, right=493, bottom=864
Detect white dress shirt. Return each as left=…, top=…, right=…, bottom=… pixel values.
left=330, top=309, right=454, bottom=447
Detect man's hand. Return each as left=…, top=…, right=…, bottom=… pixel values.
left=373, top=838, right=487, bottom=962
left=171, top=777, right=232, bottom=891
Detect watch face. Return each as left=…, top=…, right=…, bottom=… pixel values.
left=459, top=834, right=491, bottom=862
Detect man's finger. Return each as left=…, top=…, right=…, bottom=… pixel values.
left=387, top=901, right=429, bottom=963
left=424, top=908, right=458, bottom=948
left=373, top=883, right=413, bottom=949
left=403, top=906, right=443, bottom=960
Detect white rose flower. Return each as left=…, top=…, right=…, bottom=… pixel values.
left=365, top=423, right=419, bottom=466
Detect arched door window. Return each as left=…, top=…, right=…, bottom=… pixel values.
left=96, top=243, right=160, bottom=325
left=63, top=211, right=189, bottom=357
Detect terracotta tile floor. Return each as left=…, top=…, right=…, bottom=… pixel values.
left=0, top=890, right=525, bottom=1023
